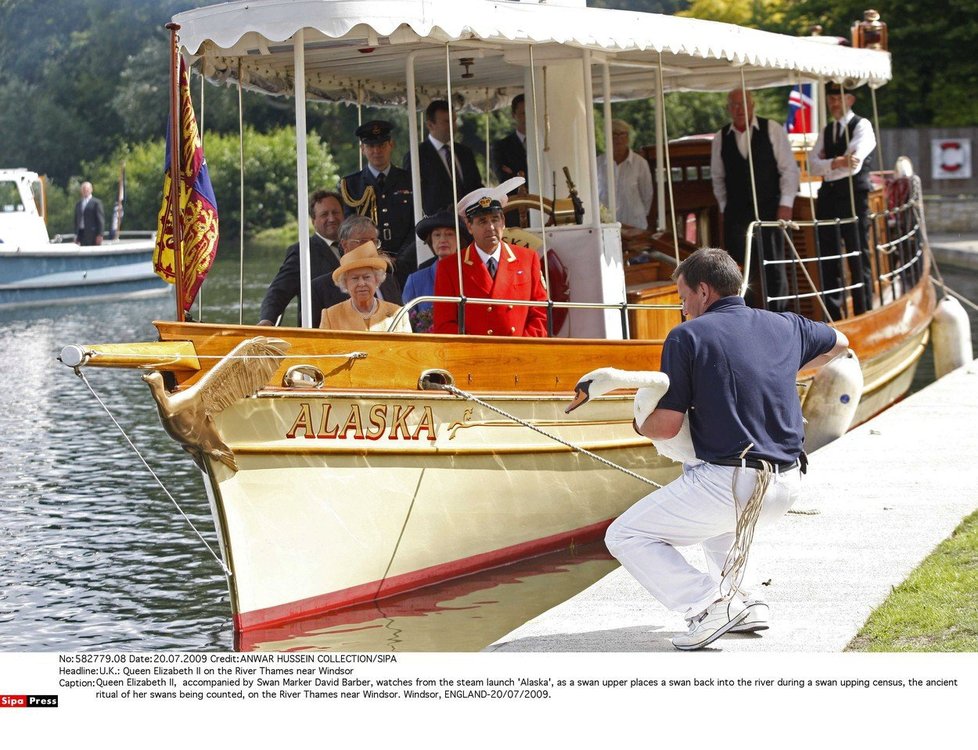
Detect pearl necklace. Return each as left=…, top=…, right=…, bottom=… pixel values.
left=351, top=297, right=379, bottom=320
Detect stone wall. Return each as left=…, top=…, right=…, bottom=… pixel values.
left=923, top=196, right=978, bottom=234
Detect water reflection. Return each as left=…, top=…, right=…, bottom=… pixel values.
left=240, top=543, right=617, bottom=652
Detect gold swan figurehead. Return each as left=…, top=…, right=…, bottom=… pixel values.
left=143, top=336, right=291, bottom=472
left=566, top=366, right=697, bottom=465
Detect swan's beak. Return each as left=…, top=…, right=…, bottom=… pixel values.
left=565, top=380, right=591, bottom=413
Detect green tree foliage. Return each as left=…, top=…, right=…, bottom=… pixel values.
left=682, top=0, right=978, bottom=128
left=43, top=128, right=337, bottom=238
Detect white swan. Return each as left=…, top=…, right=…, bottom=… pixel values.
left=566, top=367, right=697, bottom=464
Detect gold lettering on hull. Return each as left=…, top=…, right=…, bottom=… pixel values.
left=286, top=403, right=438, bottom=442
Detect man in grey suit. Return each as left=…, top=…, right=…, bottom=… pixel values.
left=74, top=182, right=104, bottom=246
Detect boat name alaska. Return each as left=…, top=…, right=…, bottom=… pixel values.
left=285, top=402, right=438, bottom=441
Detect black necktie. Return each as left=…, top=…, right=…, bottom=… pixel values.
left=376, top=172, right=386, bottom=193
left=486, top=257, right=497, bottom=279
left=442, top=144, right=463, bottom=190
left=835, top=122, right=843, bottom=143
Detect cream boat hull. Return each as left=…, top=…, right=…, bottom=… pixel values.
left=204, top=389, right=679, bottom=631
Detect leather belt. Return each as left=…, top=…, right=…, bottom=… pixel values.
left=710, top=458, right=799, bottom=472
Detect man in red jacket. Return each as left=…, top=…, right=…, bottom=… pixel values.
left=432, top=178, right=549, bottom=337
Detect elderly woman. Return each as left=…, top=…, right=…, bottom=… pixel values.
left=402, top=211, right=458, bottom=332
left=319, top=241, right=412, bottom=332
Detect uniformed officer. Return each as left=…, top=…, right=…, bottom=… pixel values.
left=338, top=120, right=417, bottom=287
left=432, top=177, right=549, bottom=337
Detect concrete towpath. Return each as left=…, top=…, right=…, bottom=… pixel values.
left=488, top=357, right=978, bottom=653
left=930, top=233, right=978, bottom=270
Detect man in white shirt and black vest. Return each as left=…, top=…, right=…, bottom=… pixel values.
left=711, top=88, right=800, bottom=311
left=809, top=82, right=878, bottom=321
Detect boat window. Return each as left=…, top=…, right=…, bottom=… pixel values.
left=701, top=165, right=711, bottom=180
left=685, top=166, right=699, bottom=181
left=670, top=167, right=684, bottom=182
left=0, top=182, right=24, bottom=212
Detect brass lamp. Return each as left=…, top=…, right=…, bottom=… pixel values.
left=852, top=9, right=887, bottom=51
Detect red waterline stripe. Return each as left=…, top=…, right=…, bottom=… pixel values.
left=234, top=518, right=613, bottom=632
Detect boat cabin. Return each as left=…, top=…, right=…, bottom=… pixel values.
left=0, top=169, right=49, bottom=250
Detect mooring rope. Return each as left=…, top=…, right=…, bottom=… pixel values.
left=932, top=279, right=978, bottom=313
left=79, top=351, right=368, bottom=364
left=72, top=367, right=231, bottom=579
left=429, top=382, right=663, bottom=489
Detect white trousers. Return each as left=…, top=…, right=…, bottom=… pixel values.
left=605, top=462, right=801, bottom=620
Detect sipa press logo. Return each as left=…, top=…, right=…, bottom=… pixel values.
left=0, top=694, right=59, bottom=708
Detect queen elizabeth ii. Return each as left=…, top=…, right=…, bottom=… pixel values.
left=319, top=241, right=412, bottom=332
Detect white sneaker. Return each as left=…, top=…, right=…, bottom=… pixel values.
left=729, top=600, right=770, bottom=633
left=672, top=598, right=749, bottom=651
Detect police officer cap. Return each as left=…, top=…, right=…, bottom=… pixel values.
left=457, top=177, right=525, bottom=219
left=356, top=120, right=394, bottom=144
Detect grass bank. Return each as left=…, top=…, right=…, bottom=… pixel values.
left=847, top=509, right=978, bottom=652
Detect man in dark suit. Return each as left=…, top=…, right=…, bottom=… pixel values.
left=432, top=179, right=548, bottom=337
left=258, top=190, right=345, bottom=326
left=74, top=182, right=104, bottom=246
left=309, top=215, right=402, bottom=327
left=405, top=100, right=483, bottom=217
left=339, top=120, right=417, bottom=288
left=491, top=94, right=528, bottom=228
left=491, top=94, right=527, bottom=184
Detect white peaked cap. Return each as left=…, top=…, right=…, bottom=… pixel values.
left=456, top=177, right=526, bottom=217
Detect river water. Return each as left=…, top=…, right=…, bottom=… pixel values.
left=1, top=247, right=975, bottom=652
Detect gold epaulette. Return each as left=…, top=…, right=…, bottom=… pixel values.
left=340, top=178, right=378, bottom=225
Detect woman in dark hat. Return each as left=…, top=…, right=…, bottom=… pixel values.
left=402, top=211, right=459, bottom=332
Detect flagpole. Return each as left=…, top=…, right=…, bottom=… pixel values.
left=166, top=22, right=186, bottom=322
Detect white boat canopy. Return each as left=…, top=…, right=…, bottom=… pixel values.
left=174, top=0, right=891, bottom=111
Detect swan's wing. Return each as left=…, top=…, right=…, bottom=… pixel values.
left=652, top=415, right=698, bottom=465
left=633, top=374, right=670, bottom=425
left=192, top=336, right=291, bottom=416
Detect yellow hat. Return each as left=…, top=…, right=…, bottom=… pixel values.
left=331, top=241, right=391, bottom=283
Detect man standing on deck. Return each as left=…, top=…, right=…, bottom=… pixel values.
left=406, top=100, right=483, bottom=217
left=258, top=189, right=344, bottom=326
left=432, top=180, right=548, bottom=337
left=711, top=88, right=800, bottom=311
left=491, top=94, right=527, bottom=185
left=809, top=82, right=877, bottom=321
left=597, top=119, right=654, bottom=230
left=491, top=93, right=529, bottom=228
left=339, top=120, right=416, bottom=288
left=602, top=248, right=847, bottom=650
left=74, top=182, right=105, bottom=246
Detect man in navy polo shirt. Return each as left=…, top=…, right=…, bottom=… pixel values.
left=605, top=248, right=847, bottom=650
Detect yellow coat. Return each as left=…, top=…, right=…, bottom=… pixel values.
left=319, top=299, right=412, bottom=333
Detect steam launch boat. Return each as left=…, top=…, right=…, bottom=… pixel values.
left=0, top=169, right=168, bottom=309
left=60, top=0, right=938, bottom=637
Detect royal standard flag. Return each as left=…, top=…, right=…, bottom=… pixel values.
left=154, top=57, right=219, bottom=312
